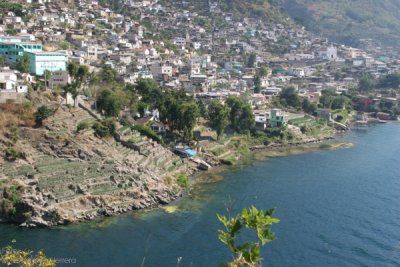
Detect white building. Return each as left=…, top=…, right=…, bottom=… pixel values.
left=173, top=37, right=186, bottom=47
left=316, top=46, right=337, bottom=61
left=0, top=69, right=17, bottom=91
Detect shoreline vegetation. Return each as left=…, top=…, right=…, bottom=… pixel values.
left=192, top=137, right=353, bottom=186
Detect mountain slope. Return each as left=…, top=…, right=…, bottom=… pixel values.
left=276, top=0, right=400, bottom=47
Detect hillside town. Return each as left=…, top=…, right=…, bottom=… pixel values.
left=0, top=0, right=400, bottom=227
left=1, top=0, right=399, bottom=120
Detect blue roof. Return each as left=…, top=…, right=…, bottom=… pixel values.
left=184, top=148, right=197, bottom=157
left=175, top=148, right=197, bottom=157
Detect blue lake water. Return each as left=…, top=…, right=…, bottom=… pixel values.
left=1, top=124, right=400, bottom=266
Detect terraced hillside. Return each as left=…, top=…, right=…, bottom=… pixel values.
left=0, top=105, right=198, bottom=226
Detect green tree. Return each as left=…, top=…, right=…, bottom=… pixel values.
left=197, top=99, right=208, bottom=119
left=253, top=75, right=261, bottom=93
left=358, top=75, right=375, bottom=91
left=76, top=65, right=89, bottom=83
left=96, top=89, right=123, bottom=117
left=34, top=106, right=53, bottom=126
left=62, top=82, right=79, bottom=106
left=135, top=78, right=161, bottom=102
left=247, top=53, right=256, bottom=68
left=258, top=66, right=268, bottom=77
left=218, top=207, right=279, bottom=267
left=208, top=100, right=229, bottom=140
left=280, top=87, right=301, bottom=108
left=226, top=96, right=255, bottom=133
left=319, top=89, right=336, bottom=109
left=67, top=61, right=78, bottom=78
left=16, top=54, right=30, bottom=73
left=331, top=95, right=350, bottom=110
left=100, top=66, right=118, bottom=83
left=302, top=98, right=317, bottom=114
left=177, top=102, right=199, bottom=141
left=239, top=104, right=255, bottom=131
left=378, top=73, right=400, bottom=89
left=226, top=96, right=244, bottom=131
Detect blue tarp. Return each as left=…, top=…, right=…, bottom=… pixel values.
left=175, top=148, right=197, bottom=158
left=184, top=148, right=197, bottom=157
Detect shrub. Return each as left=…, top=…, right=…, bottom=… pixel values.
left=92, top=119, right=116, bottom=138
left=0, top=199, right=15, bottom=217
left=34, top=105, right=53, bottom=126
left=92, top=122, right=110, bottom=138
left=76, top=121, right=90, bottom=132
left=132, top=125, right=161, bottom=143
left=4, top=147, right=24, bottom=162
left=176, top=174, right=189, bottom=188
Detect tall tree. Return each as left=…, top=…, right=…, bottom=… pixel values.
left=226, top=96, right=255, bottom=133
left=254, top=75, right=261, bottom=93
left=358, top=75, right=375, bottom=91
left=177, top=102, right=199, bottom=141
left=226, top=96, right=243, bottom=131
left=280, top=86, right=301, bottom=108
left=247, top=53, right=256, bottom=68
left=16, top=54, right=30, bottom=73
left=258, top=66, right=269, bottom=77
left=239, top=103, right=255, bottom=130
left=97, top=89, right=123, bottom=117
left=208, top=100, right=229, bottom=140
left=67, top=61, right=79, bottom=78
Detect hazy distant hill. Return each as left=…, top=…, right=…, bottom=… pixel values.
left=275, top=0, right=400, bottom=47
left=89, top=0, right=400, bottom=48
left=159, top=0, right=294, bottom=26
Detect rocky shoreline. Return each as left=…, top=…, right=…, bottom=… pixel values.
left=0, top=106, right=206, bottom=228
left=1, top=131, right=345, bottom=228
left=0, top=105, right=348, bottom=228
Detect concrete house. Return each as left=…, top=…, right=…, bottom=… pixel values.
left=0, top=69, right=17, bottom=91
left=270, top=108, right=287, bottom=128
left=316, top=45, right=337, bottom=61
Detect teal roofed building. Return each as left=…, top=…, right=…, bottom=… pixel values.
left=26, top=51, right=67, bottom=76
left=0, top=41, right=43, bottom=64
left=0, top=35, right=67, bottom=76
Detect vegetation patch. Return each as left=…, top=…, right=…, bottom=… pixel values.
left=176, top=174, right=189, bottom=188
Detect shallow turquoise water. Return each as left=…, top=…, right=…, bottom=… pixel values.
left=1, top=124, right=400, bottom=266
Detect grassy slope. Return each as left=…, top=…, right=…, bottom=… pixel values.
left=277, top=0, right=400, bottom=46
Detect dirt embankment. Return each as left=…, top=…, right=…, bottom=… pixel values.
left=0, top=105, right=201, bottom=227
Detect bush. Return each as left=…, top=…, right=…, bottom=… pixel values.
left=177, top=174, right=189, bottom=188
left=92, top=119, right=116, bottom=138
left=34, top=105, right=53, bottom=126
left=265, top=128, right=282, bottom=138
left=4, top=147, right=24, bottom=162
left=132, top=125, right=162, bottom=143
left=0, top=199, right=15, bottom=217
left=300, top=125, right=311, bottom=134
left=76, top=121, right=90, bottom=132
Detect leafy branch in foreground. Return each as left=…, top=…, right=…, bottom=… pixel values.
left=0, top=242, right=55, bottom=267
left=217, top=207, right=279, bottom=267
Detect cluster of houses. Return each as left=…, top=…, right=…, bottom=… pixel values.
left=1, top=0, right=400, bottom=117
